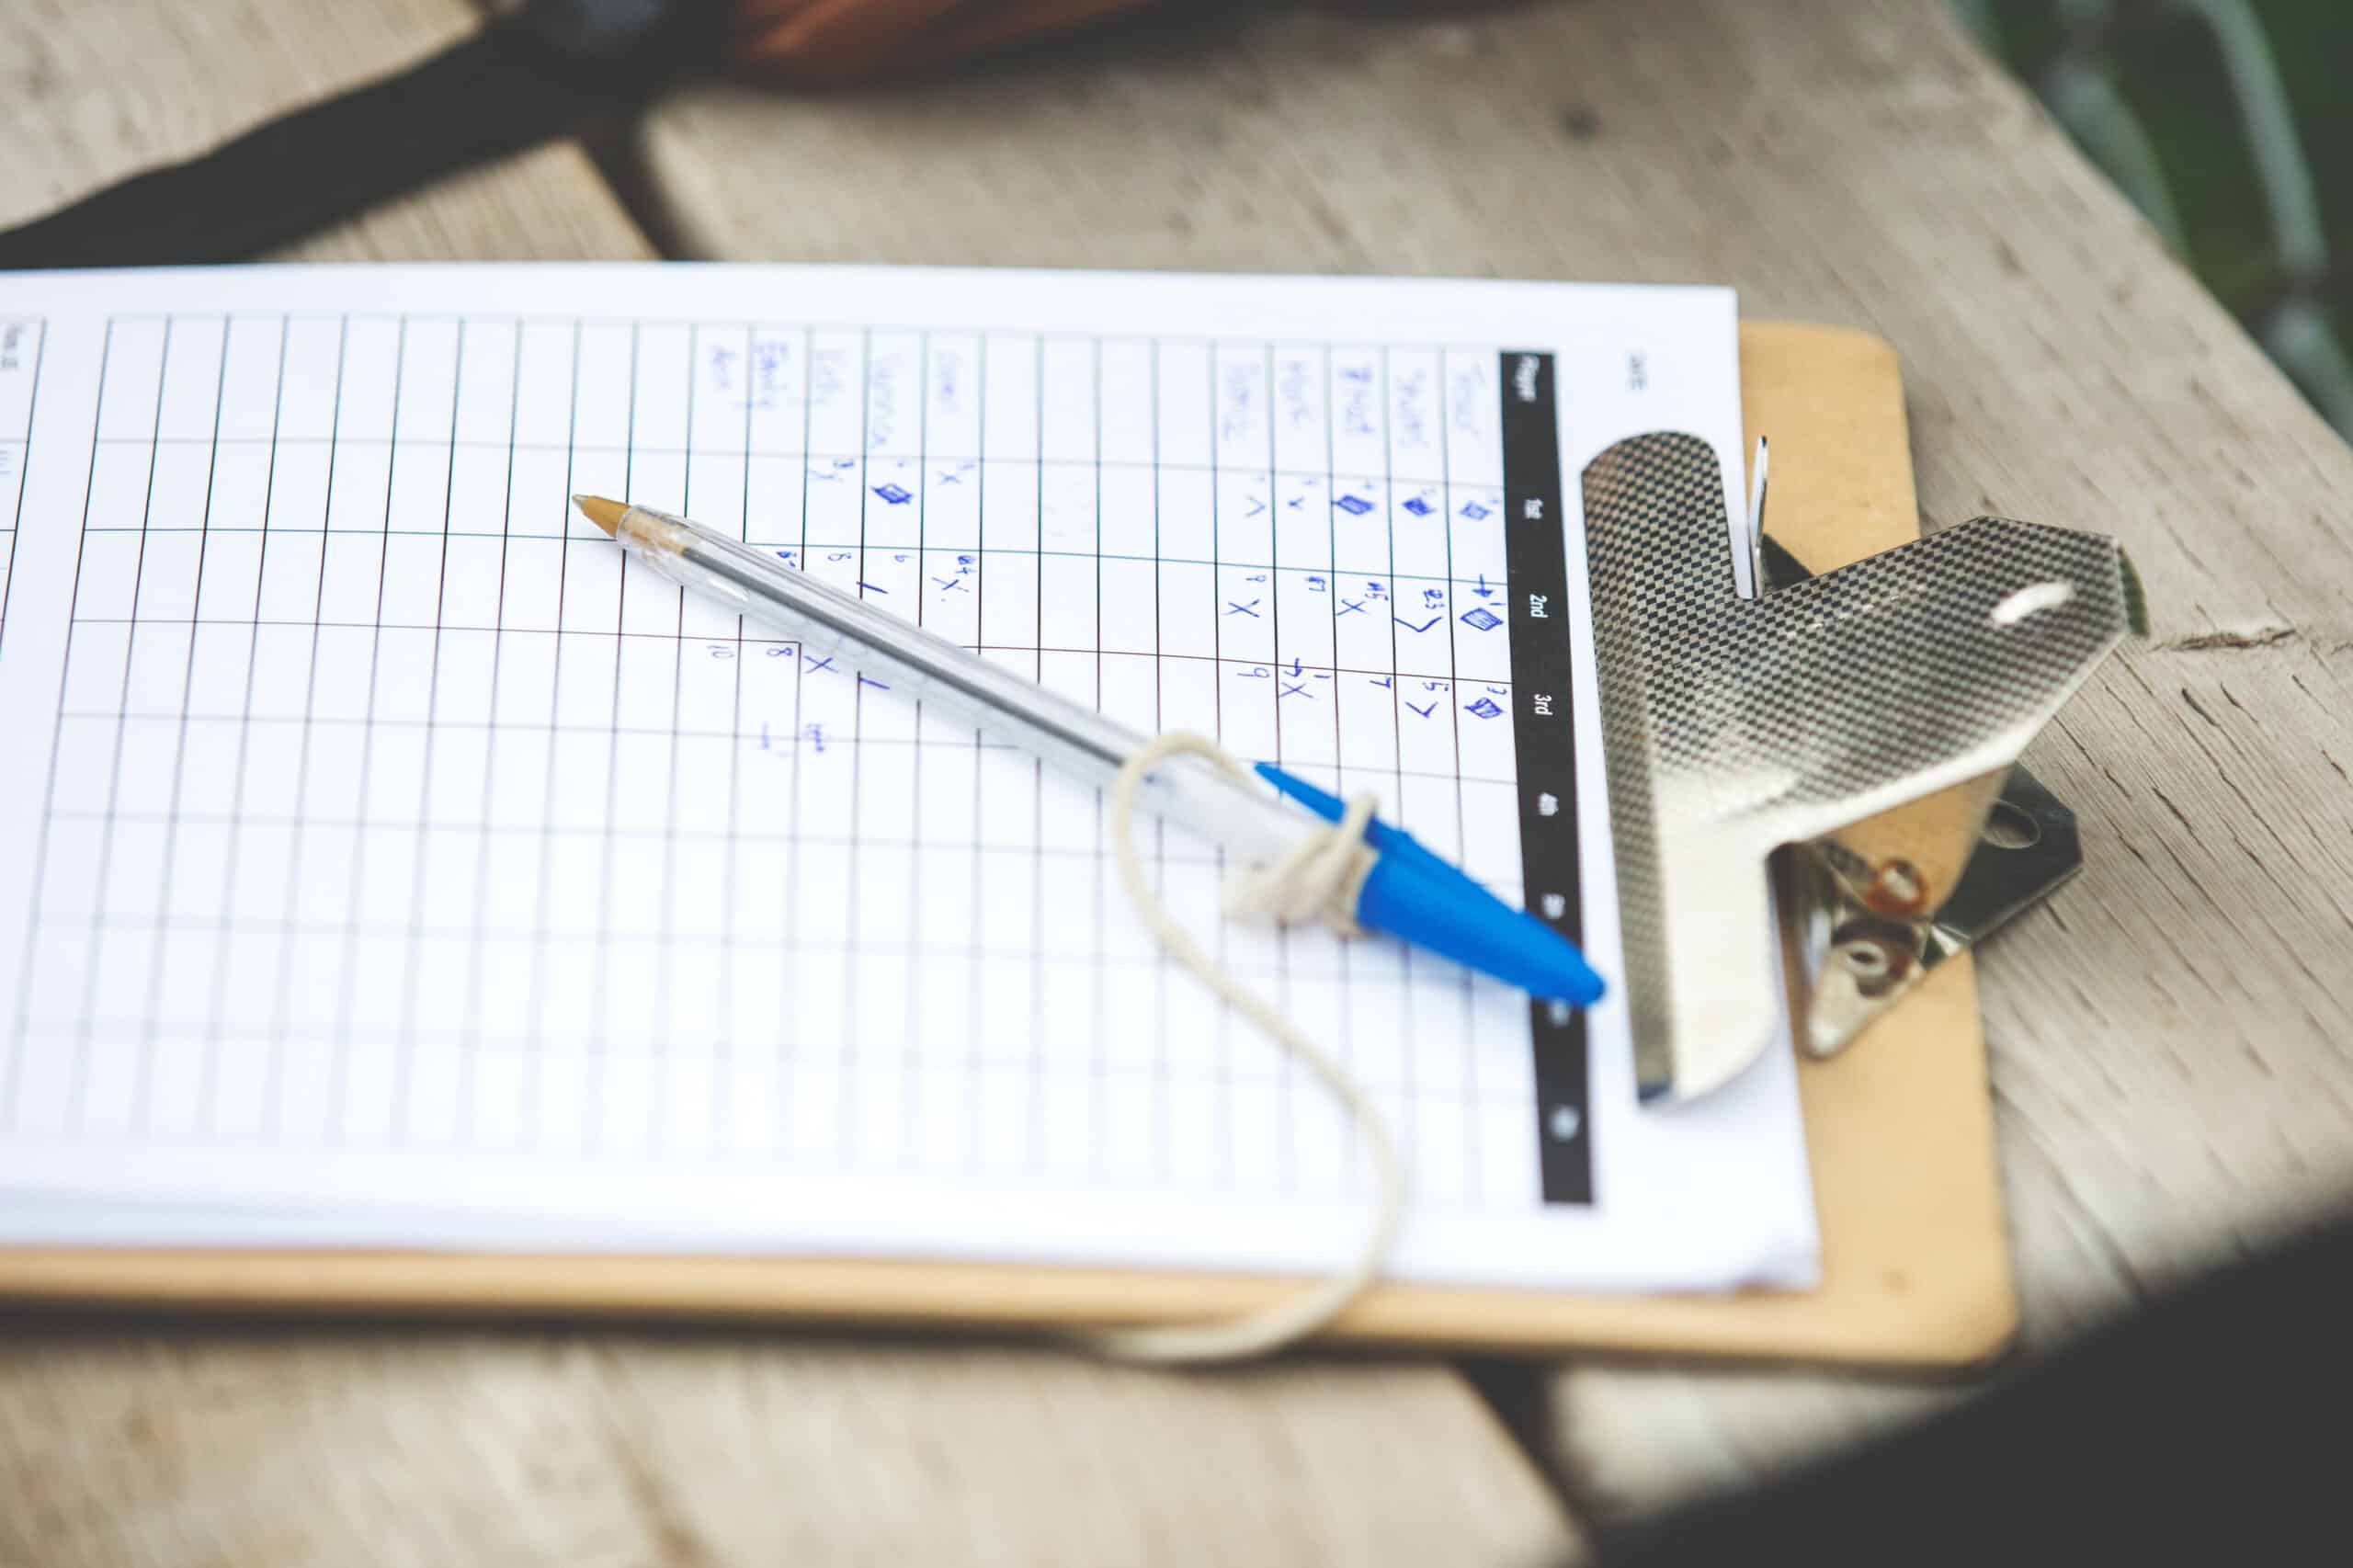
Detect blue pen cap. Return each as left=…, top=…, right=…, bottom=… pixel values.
left=1356, top=852, right=1606, bottom=1005
left=1255, top=762, right=1604, bottom=1004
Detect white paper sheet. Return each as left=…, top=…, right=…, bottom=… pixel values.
left=0, top=265, right=1814, bottom=1290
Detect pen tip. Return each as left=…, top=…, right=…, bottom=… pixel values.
left=573, top=494, right=625, bottom=537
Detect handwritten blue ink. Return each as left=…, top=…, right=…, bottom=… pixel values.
left=1392, top=367, right=1429, bottom=451
left=1279, top=356, right=1316, bottom=431
left=1402, top=495, right=1434, bottom=517
left=1336, top=494, right=1374, bottom=517
left=1338, top=364, right=1377, bottom=437
left=868, top=352, right=902, bottom=450
left=1461, top=500, right=1492, bottom=521
left=1395, top=614, right=1442, bottom=634
left=1460, top=607, right=1503, bottom=632
left=933, top=350, right=963, bottom=415
left=1466, top=697, right=1505, bottom=720
left=1224, top=600, right=1262, bottom=618
left=751, top=337, right=792, bottom=411
left=1406, top=699, right=1438, bottom=719
left=1449, top=364, right=1487, bottom=438
left=872, top=483, right=913, bottom=506
left=810, top=347, right=845, bottom=412
left=1219, top=361, right=1260, bottom=445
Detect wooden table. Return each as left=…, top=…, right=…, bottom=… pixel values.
left=5, top=1, right=2348, bottom=1560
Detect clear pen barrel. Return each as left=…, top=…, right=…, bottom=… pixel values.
left=619, top=507, right=1305, bottom=866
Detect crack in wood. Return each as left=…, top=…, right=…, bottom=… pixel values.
left=2162, top=625, right=2301, bottom=652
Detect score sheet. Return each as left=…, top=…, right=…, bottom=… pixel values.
left=0, top=266, right=1813, bottom=1291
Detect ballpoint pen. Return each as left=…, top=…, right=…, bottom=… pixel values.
left=572, top=494, right=1605, bottom=1005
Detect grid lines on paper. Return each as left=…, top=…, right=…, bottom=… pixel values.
left=0, top=319, right=47, bottom=648
left=1, top=312, right=1545, bottom=1211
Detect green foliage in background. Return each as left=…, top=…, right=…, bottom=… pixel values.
left=1955, top=0, right=2352, bottom=436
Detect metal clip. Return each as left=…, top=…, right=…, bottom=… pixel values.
left=1579, top=433, right=2142, bottom=1104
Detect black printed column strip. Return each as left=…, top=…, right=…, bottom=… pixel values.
left=1497, top=350, right=1590, bottom=1206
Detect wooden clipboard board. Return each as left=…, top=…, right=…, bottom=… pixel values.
left=0, top=323, right=2016, bottom=1369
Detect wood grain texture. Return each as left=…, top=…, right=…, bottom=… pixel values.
left=0, top=0, right=472, bottom=229
left=0, top=0, right=653, bottom=264
left=0, top=1323, right=1574, bottom=1568
left=642, top=0, right=2353, bottom=1517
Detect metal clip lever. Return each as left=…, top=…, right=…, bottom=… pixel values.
left=1757, top=534, right=2090, bottom=1056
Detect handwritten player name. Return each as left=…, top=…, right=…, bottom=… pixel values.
left=932, top=347, right=964, bottom=417
left=868, top=350, right=903, bottom=450
left=1391, top=365, right=1429, bottom=452
left=1219, top=359, right=1261, bottom=446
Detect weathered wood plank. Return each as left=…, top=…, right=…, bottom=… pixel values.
left=0, top=0, right=654, bottom=265
left=0, top=1323, right=1575, bottom=1567
left=0, top=0, right=472, bottom=229
left=642, top=0, right=2353, bottom=1517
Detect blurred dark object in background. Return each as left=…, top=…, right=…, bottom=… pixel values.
left=0, top=0, right=1500, bottom=268
left=720, top=0, right=1502, bottom=82
left=1959, top=0, right=2352, bottom=435
left=724, top=0, right=1156, bottom=82
left=1595, top=1206, right=2352, bottom=1568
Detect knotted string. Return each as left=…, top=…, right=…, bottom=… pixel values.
left=1080, top=731, right=1406, bottom=1365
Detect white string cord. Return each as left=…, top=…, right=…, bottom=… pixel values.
left=1079, top=731, right=1407, bottom=1366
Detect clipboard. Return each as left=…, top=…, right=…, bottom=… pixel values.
left=0, top=322, right=2017, bottom=1369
